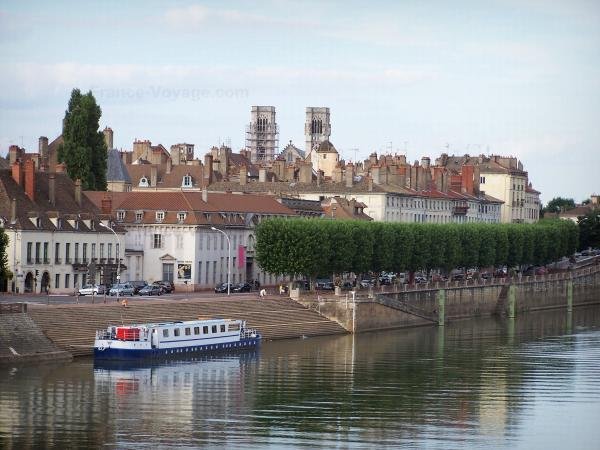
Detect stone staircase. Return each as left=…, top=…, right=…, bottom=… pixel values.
left=27, top=297, right=347, bottom=356
left=375, top=293, right=438, bottom=322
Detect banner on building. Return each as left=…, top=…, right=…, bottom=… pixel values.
left=238, top=246, right=246, bottom=268
left=177, top=262, right=191, bottom=279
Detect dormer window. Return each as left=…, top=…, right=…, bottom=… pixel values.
left=139, top=176, right=149, bottom=187
left=135, top=211, right=143, bottom=222
left=117, top=211, right=125, bottom=222
left=177, top=212, right=187, bottom=223
left=156, top=211, right=165, bottom=223
left=182, top=175, right=193, bottom=188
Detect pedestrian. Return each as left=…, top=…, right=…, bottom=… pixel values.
left=279, top=284, right=284, bottom=295
left=259, top=288, right=266, bottom=298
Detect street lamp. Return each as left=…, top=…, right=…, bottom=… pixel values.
left=211, top=226, right=231, bottom=296
left=98, top=221, right=122, bottom=302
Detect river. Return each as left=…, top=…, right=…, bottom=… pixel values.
left=2, top=306, right=600, bottom=449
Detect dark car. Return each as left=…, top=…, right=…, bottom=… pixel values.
left=214, top=283, right=233, bottom=293
left=130, top=280, right=148, bottom=294
left=232, top=282, right=252, bottom=293
left=138, top=284, right=162, bottom=296
left=156, top=280, right=174, bottom=293
left=316, top=281, right=335, bottom=290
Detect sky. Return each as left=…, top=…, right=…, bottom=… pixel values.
left=1, top=0, right=599, bottom=203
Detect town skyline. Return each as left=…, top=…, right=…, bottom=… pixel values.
left=1, top=0, right=599, bottom=203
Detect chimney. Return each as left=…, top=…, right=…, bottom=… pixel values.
left=9, top=145, right=23, bottom=166
left=101, top=195, right=112, bottom=214
left=368, top=176, right=373, bottom=192
left=299, top=162, right=312, bottom=184
left=150, top=166, right=157, bottom=187
left=371, top=165, right=380, bottom=185
left=49, top=174, right=56, bottom=206
left=56, top=162, right=67, bottom=173
left=259, top=167, right=267, bottom=183
left=345, top=163, right=354, bottom=188
left=10, top=198, right=16, bottom=224
left=75, top=179, right=82, bottom=206
left=103, top=127, right=114, bottom=149
left=24, top=159, right=35, bottom=202
left=421, top=156, right=431, bottom=169
left=202, top=187, right=208, bottom=202
left=398, top=166, right=407, bottom=187
left=204, top=154, right=213, bottom=185
left=166, top=158, right=172, bottom=174
left=461, top=165, right=475, bottom=195
left=39, top=136, right=49, bottom=162
left=11, top=160, right=24, bottom=187
left=473, top=165, right=481, bottom=194
left=240, top=166, right=248, bottom=185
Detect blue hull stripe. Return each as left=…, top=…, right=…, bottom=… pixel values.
left=94, top=337, right=261, bottom=360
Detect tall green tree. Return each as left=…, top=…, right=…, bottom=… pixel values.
left=578, top=210, right=600, bottom=250
left=0, top=228, right=10, bottom=288
left=58, top=88, right=107, bottom=190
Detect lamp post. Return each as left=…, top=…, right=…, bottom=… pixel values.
left=211, top=226, right=231, bottom=296
left=99, top=221, right=122, bottom=303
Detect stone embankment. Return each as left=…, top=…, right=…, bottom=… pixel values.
left=0, top=303, right=72, bottom=364
left=25, top=296, right=346, bottom=357
left=297, top=264, right=600, bottom=333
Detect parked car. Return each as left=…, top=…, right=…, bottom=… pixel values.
left=78, top=284, right=105, bottom=296
left=232, top=282, right=252, bottom=293
left=316, top=280, right=335, bottom=290
left=414, top=275, right=428, bottom=284
left=138, top=284, right=162, bottom=296
left=109, top=283, right=135, bottom=296
left=156, top=280, right=174, bottom=293
left=130, top=280, right=148, bottom=294
left=214, top=283, right=233, bottom=293
left=359, top=279, right=375, bottom=288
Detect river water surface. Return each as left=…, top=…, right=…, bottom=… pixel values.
left=2, top=306, right=600, bottom=449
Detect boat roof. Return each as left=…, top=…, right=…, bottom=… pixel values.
left=116, top=317, right=243, bottom=328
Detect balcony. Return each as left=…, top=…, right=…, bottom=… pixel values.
left=452, top=205, right=469, bottom=216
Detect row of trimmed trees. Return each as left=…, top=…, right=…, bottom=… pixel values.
left=255, top=218, right=579, bottom=281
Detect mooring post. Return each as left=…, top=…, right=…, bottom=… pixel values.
left=437, top=289, right=445, bottom=326
left=508, top=284, right=516, bottom=319
left=567, top=279, right=573, bottom=313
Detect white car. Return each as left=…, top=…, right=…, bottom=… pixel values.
left=78, top=284, right=105, bottom=296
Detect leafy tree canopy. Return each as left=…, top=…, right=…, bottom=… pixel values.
left=57, top=88, right=107, bottom=190
left=543, top=197, right=576, bottom=215
left=578, top=210, right=600, bottom=250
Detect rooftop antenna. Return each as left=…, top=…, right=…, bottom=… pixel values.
left=387, top=141, right=393, bottom=154
left=350, top=148, right=359, bottom=163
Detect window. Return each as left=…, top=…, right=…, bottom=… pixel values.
left=91, top=243, right=96, bottom=260
left=182, top=175, right=192, bottom=187
left=163, top=329, right=169, bottom=338
left=75, top=243, right=79, bottom=262
left=177, top=212, right=186, bottom=222
left=203, top=326, right=208, bottom=334
left=74, top=273, right=79, bottom=288
left=135, top=211, right=143, bottom=222
left=139, top=176, right=149, bottom=187
left=156, top=211, right=165, bottom=222
left=55, top=243, right=60, bottom=263
left=162, top=263, right=174, bottom=282
left=212, top=325, right=217, bottom=333
left=100, top=243, right=105, bottom=260
left=55, top=273, right=60, bottom=289
left=65, top=243, right=71, bottom=263
left=108, top=243, right=112, bottom=259
left=65, top=273, right=70, bottom=288
left=185, top=328, right=191, bottom=336
left=176, top=235, right=184, bottom=249
left=153, top=234, right=162, bottom=249
left=174, top=328, right=180, bottom=337
left=220, top=324, right=225, bottom=332
left=43, top=242, right=48, bottom=263
left=26, top=242, right=32, bottom=263
left=117, top=211, right=125, bottom=221
left=83, top=243, right=87, bottom=262
left=35, top=242, right=40, bottom=263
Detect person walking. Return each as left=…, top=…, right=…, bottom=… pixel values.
left=259, top=288, right=267, bottom=298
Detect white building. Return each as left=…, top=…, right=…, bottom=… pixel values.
left=0, top=163, right=124, bottom=294
left=85, top=190, right=297, bottom=290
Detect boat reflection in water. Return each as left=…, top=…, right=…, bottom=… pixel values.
left=93, top=350, right=259, bottom=445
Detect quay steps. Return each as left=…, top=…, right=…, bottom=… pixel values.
left=27, top=296, right=347, bottom=357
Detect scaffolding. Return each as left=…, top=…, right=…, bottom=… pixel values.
left=245, top=106, right=279, bottom=163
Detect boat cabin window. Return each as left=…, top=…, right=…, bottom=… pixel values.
left=220, top=325, right=226, bottom=332
left=185, top=327, right=191, bottom=336
left=228, top=323, right=240, bottom=331
left=194, top=327, right=200, bottom=335
left=174, top=328, right=180, bottom=337
left=163, top=329, right=169, bottom=338
left=203, top=326, right=208, bottom=334
left=212, top=325, right=217, bottom=333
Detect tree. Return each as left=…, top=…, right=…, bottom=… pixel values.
left=58, top=88, right=107, bottom=190
left=0, top=228, right=9, bottom=288
left=543, top=197, right=576, bottom=215
left=578, top=210, right=600, bottom=250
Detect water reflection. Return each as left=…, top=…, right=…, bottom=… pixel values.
left=1, top=306, right=600, bottom=449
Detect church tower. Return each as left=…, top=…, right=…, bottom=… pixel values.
left=305, top=107, right=331, bottom=161
left=246, top=106, right=279, bottom=163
